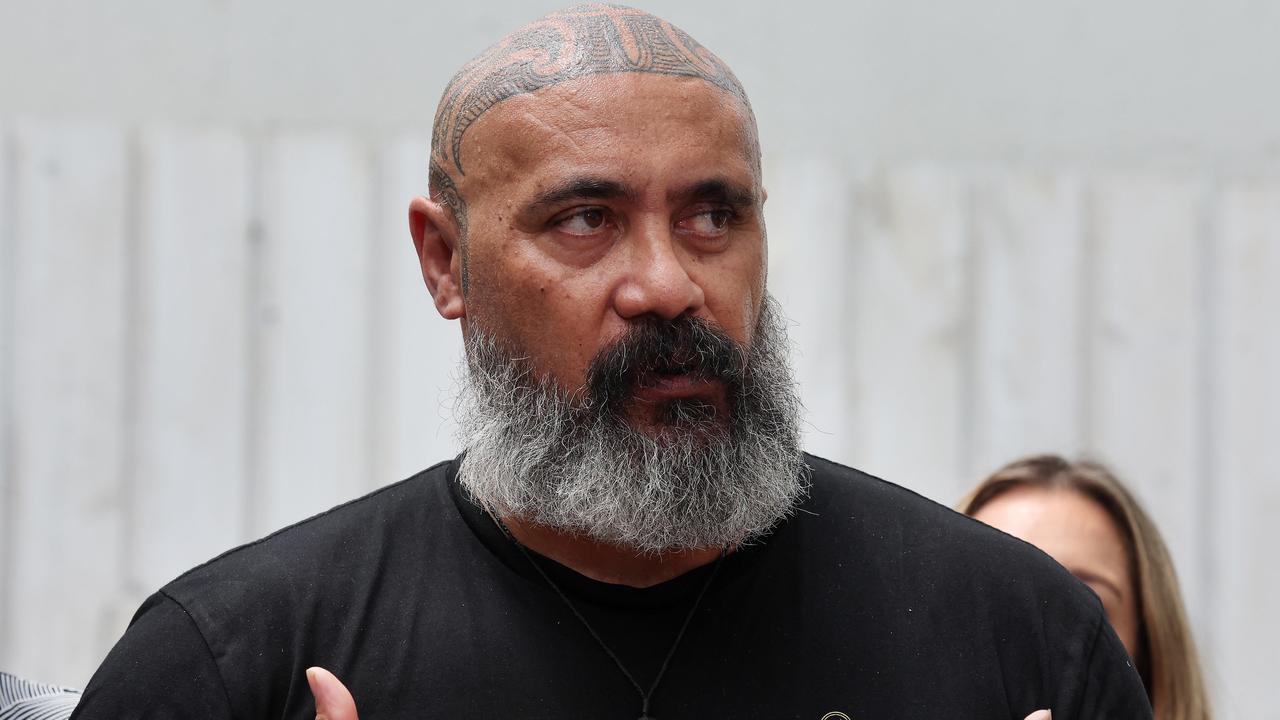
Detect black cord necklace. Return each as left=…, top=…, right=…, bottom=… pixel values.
left=492, top=515, right=726, bottom=720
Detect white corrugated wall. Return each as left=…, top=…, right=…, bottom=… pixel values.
left=0, top=124, right=1275, bottom=716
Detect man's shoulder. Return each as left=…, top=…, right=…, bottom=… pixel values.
left=795, top=455, right=1141, bottom=715
left=800, top=452, right=979, bottom=543
left=86, top=460, right=462, bottom=719
left=799, top=452, right=1101, bottom=607
left=160, top=458, right=458, bottom=609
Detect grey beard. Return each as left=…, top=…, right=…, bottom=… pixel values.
left=453, top=296, right=808, bottom=554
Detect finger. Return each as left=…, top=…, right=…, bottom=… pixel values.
left=306, top=666, right=359, bottom=720
left=1024, top=711, right=1052, bottom=720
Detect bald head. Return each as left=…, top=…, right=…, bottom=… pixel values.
left=427, top=4, right=757, bottom=223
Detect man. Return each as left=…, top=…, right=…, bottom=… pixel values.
left=73, top=5, right=1151, bottom=719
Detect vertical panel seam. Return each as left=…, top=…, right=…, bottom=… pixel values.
left=835, top=156, right=860, bottom=461
left=118, top=127, right=144, bottom=605
left=0, top=127, right=18, bottom=662
left=957, top=169, right=981, bottom=492
left=1078, top=177, right=1098, bottom=453
left=841, top=160, right=872, bottom=465
left=1196, top=173, right=1222, bottom=658
left=242, top=129, right=266, bottom=540
left=364, top=139, right=385, bottom=489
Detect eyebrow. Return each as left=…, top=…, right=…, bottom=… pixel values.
left=524, top=176, right=760, bottom=218
left=671, top=178, right=758, bottom=209
left=526, top=177, right=639, bottom=215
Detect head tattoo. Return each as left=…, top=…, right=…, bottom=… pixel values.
left=432, top=3, right=753, bottom=176
left=427, top=3, right=760, bottom=294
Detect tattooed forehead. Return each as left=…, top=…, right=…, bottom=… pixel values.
left=431, top=3, right=752, bottom=176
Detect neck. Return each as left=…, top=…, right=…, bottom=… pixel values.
left=499, top=515, right=725, bottom=588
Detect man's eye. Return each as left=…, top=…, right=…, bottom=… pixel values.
left=684, top=208, right=734, bottom=235
left=556, top=208, right=610, bottom=236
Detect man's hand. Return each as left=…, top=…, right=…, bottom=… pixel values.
left=306, top=667, right=358, bottom=720
left=1025, top=711, right=1051, bottom=720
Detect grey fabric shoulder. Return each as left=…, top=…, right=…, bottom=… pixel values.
left=0, top=672, right=80, bottom=720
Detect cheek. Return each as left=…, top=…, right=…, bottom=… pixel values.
left=468, top=245, right=614, bottom=381
left=695, top=240, right=766, bottom=339
left=1108, top=585, right=1142, bottom=659
left=1073, top=569, right=1141, bottom=658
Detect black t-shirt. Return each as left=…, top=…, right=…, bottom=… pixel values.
left=72, top=455, right=1151, bottom=719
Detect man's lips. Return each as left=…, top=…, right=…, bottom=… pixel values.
left=632, top=373, right=722, bottom=402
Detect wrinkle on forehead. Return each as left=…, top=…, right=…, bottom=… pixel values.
left=460, top=74, right=759, bottom=201
left=430, top=3, right=758, bottom=178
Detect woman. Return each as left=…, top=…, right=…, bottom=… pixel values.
left=960, top=455, right=1212, bottom=720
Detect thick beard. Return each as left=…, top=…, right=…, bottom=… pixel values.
left=454, top=296, right=808, bottom=554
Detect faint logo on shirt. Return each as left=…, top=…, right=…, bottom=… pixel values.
left=821, top=713, right=852, bottom=720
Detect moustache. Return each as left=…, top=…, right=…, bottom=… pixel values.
left=585, top=314, right=748, bottom=410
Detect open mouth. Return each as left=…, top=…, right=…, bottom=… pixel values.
left=641, top=357, right=704, bottom=386
left=586, top=315, right=744, bottom=413
left=633, top=371, right=720, bottom=403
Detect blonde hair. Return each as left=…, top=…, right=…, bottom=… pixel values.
left=960, top=455, right=1212, bottom=720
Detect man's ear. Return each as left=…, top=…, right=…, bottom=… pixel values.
left=409, top=196, right=465, bottom=320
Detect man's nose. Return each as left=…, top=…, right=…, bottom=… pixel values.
left=611, top=221, right=705, bottom=321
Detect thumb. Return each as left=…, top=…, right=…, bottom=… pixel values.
left=1024, top=711, right=1052, bottom=720
left=306, top=666, right=359, bottom=720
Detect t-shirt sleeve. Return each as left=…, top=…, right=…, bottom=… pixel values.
left=70, top=592, right=234, bottom=719
left=1070, top=610, right=1153, bottom=720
